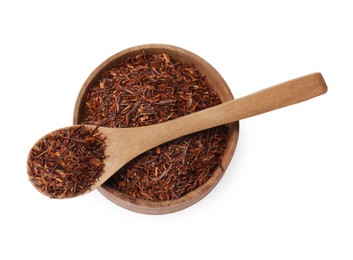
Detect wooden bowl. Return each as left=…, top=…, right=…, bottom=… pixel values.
left=73, top=44, right=239, bottom=214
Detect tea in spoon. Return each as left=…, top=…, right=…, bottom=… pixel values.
left=27, top=73, right=327, bottom=198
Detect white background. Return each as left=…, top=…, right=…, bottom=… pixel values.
left=1, top=1, right=352, bottom=259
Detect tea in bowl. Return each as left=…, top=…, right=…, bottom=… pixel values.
left=73, top=44, right=239, bottom=214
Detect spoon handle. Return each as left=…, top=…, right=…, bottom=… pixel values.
left=146, top=73, right=327, bottom=144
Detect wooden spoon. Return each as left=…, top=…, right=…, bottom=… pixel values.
left=29, top=73, right=327, bottom=198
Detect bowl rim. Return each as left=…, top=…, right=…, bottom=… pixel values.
left=73, top=43, right=239, bottom=214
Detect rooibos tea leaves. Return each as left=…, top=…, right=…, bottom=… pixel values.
left=27, top=125, right=106, bottom=198
left=82, top=52, right=228, bottom=201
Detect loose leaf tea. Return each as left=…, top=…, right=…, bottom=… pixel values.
left=82, top=52, right=228, bottom=201
left=27, top=125, right=106, bottom=198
